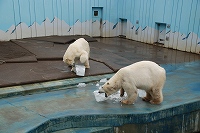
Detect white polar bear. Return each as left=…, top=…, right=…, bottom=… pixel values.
left=63, top=38, right=90, bottom=69
left=99, top=61, right=166, bottom=105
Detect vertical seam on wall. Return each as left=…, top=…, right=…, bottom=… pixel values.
left=163, top=0, right=166, bottom=47
left=191, top=0, right=198, bottom=52
left=109, top=0, right=111, bottom=37
left=52, top=0, right=55, bottom=35
left=18, top=0, right=22, bottom=39
left=73, top=0, right=74, bottom=35
left=176, top=0, right=183, bottom=50
left=145, top=0, right=148, bottom=43
left=185, top=0, right=193, bottom=51
left=85, top=0, right=86, bottom=35
left=150, top=0, right=155, bottom=43
left=56, top=0, right=59, bottom=35
left=90, top=0, right=91, bottom=36
left=104, top=0, right=106, bottom=37
left=165, top=0, right=171, bottom=48
left=81, top=0, right=82, bottom=35
left=133, top=0, right=136, bottom=40
left=163, top=0, right=166, bottom=22
left=144, top=0, right=148, bottom=43
left=60, top=0, right=63, bottom=35
left=28, top=0, right=32, bottom=37
left=107, top=0, right=109, bottom=37
left=33, top=0, right=37, bottom=37
left=12, top=0, right=17, bottom=39
left=117, top=0, right=119, bottom=36
left=173, top=0, right=179, bottom=49
left=140, top=0, right=144, bottom=41
left=147, top=0, right=151, bottom=44
left=195, top=1, right=200, bottom=53
left=137, top=0, right=141, bottom=41
left=43, top=0, right=46, bottom=36
left=169, top=0, right=174, bottom=48
left=130, top=0, right=133, bottom=39
left=143, top=0, right=145, bottom=42
left=68, top=0, right=70, bottom=35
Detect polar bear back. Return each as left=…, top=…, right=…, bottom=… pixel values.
left=117, top=61, right=166, bottom=91
left=64, top=38, right=90, bottom=58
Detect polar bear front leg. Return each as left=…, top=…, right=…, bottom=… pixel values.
left=84, top=59, right=90, bottom=68
left=80, top=52, right=90, bottom=68
left=120, top=88, right=124, bottom=97
left=121, top=84, right=138, bottom=104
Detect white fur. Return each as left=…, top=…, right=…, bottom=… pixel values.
left=100, top=61, right=166, bottom=104
left=63, top=38, right=90, bottom=68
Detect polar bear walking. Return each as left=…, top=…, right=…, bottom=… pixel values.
left=99, top=61, right=166, bottom=105
left=63, top=38, right=90, bottom=69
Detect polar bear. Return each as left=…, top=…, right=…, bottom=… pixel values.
left=99, top=61, right=166, bottom=105
left=63, top=38, right=90, bottom=69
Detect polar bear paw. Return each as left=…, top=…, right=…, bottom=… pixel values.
left=149, top=99, right=162, bottom=104
left=142, top=97, right=151, bottom=102
left=85, top=65, right=90, bottom=69
left=121, top=100, right=133, bottom=105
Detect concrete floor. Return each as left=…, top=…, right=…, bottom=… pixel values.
left=0, top=61, right=200, bottom=133
left=95, top=37, right=200, bottom=64
left=0, top=37, right=199, bottom=133
left=1, top=37, right=200, bottom=88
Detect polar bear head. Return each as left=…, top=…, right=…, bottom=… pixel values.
left=63, top=57, right=75, bottom=67
left=99, top=76, right=121, bottom=97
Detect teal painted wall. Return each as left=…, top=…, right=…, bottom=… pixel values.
left=0, top=0, right=199, bottom=53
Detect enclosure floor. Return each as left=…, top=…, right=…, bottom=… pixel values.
left=0, top=36, right=199, bottom=87
left=0, top=36, right=199, bottom=132
left=0, top=61, right=199, bottom=132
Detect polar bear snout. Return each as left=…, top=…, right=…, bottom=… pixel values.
left=98, top=88, right=108, bottom=97
left=70, top=63, right=75, bottom=67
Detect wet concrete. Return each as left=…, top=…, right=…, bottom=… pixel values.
left=95, top=37, right=200, bottom=64
left=0, top=36, right=199, bottom=132
left=0, top=61, right=199, bottom=133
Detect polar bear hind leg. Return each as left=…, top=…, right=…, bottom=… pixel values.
left=149, top=87, right=163, bottom=104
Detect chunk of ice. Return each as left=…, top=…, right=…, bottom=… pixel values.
left=96, top=83, right=100, bottom=86
left=138, top=89, right=146, bottom=98
left=93, top=89, right=128, bottom=103
left=99, top=78, right=107, bottom=83
left=93, top=90, right=107, bottom=102
left=77, top=83, right=86, bottom=88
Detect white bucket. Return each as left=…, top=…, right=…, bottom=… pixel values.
left=74, top=65, right=85, bottom=76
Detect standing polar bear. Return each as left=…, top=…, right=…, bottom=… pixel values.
left=99, top=61, right=166, bottom=105
left=63, top=38, right=90, bottom=69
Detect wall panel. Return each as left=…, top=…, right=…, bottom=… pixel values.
left=19, top=0, right=31, bottom=38
left=0, top=0, right=199, bottom=54
left=44, top=0, right=54, bottom=36
left=0, top=0, right=16, bottom=40
left=189, top=0, right=199, bottom=53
